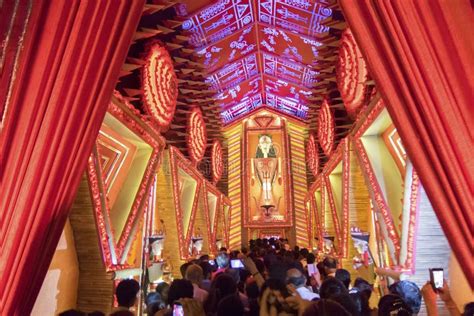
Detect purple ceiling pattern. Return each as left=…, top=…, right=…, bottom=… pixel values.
left=182, top=0, right=333, bottom=124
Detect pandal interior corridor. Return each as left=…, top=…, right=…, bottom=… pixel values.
left=1, top=0, right=472, bottom=315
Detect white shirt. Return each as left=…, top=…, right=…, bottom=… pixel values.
left=296, top=286, right=320, bottom=301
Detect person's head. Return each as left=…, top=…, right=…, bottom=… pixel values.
left=110, top=311, right=134, bottom=316
left=180, top=262, right=191, bottom=278
left=155, top=282, right=170, bottom=304
left=216, top=252, right=229, bottom=269
left=145, top=292, right=161, bottom=306
left=354, top=277, right=373, bottom=300
left=167, top=279, right=193, bottom=306
left=185, top=264, right=204, bottom=284
left=302, top=298, right=351, bottom=316
left=378, top=294, right=412, bottom=316
left=146, top=302, right=161, bottom=316
left=116, top=279, right=140, bottom=308
left=212, top=273, right=237, bottom=297
left=322, top=257, right=338, bottom=276
left=319, top=277, right=348, bottom=299
left=335, top=269, right=351, bottom=289
left=199, top=260, right=214, bottom=279
left=389, top=280, right=421, bottom=314
left=463, top=302, right=474, bottom=316
left=307, top=253, right=316, bottom=264
left=286, top=268, right=307, bottom=289
left=88, top=312, right=105, bottom=316
left=199, top=254, right=210, bottom=262
left=217, top=294, right=244, bottom=316
left=317, top=261, right=327, bottom=279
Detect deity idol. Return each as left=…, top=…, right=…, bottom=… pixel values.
left=251, top=134, right=282, bottom=219
left=350, top=227, right=373, bottom=269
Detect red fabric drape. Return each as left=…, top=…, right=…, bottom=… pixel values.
left=0, top=1, right=144, bottom=314
left=339, top=1, right=474, bottom=287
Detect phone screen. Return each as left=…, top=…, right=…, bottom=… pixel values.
left=307, top=263, right=318, bottom=276
left=173, top=303, right=184, bottom=316
left=430, top=268, right=444, bottom=290
left=230, top=259, right=244, bottom=269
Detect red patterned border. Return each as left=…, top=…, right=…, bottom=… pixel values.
left=169, top=146, right=204, bottom=259
left=403, top=170, right=420, bottom=272
left=87, top=98, right=164, bottom=271
left=202, top=180, right=222, bottom=253
left=221, top=196, right=232, bottom=248
left=352, top=100, right=401, bottom=256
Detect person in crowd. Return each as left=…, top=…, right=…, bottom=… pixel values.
left=155, top=282, right=170, bottom=309
left=378, top=294, right=412, bottom=316
left=322, top=257, right=338, bottom=278
left=185, top=264, right=209, bottom=303
left=389, top=280, right=422, bottom=315
left=336, top=268, right=352, bottom=289
left=113, top=279, right=140, bottom=314
left=421, top=279, right=464, bottom=316
left=213, top=252, right=229, bottom=278
left=287, top=268, right=319, bottom=301
left=204, top=273, right=239, bottom=315
left=216, top=294, right=244, bottom=316
left=167, top=279, right=194, bottom=307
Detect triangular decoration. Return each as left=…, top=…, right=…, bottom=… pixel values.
left=177, top=168, right=200, bottom=242
left=261, top=0, right=273, bottom=14
left=254, top=114, right=274, bottom=127
left=237, top=4, right=249, bottom=18
left=207, top=191, right=218, bottom=234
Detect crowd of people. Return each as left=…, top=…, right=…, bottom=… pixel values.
left=60, top=238, right=473, bottom=316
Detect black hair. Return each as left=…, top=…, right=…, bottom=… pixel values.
left=217, top=294, right=244, bottom=316
left=335, top=269, right=351, bottom=289
left=319, top=277, right=348, bottom=299
left=378, top=294, right=412, bottom=316
left=167, top=279, right=193, bottom=306
left=322, top=257, right=337, bottom=269
left=116, top=279, right=140, bottom=307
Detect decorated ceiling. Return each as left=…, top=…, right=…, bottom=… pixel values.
left=179, top=0, right=335, bottom=124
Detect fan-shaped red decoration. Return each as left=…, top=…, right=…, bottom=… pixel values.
left=306, top=134, right=319, bottom=177
left=211, top=140, right=224, bottom=183
left=142, top=44, right=178, bottom=128
left=318, top=98, right=335, bottom=157
left=187, top=107, right=207, bottom=164
left=336, top=28, right=368, bottom=118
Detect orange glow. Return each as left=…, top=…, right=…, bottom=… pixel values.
left=142, top=44, right=178, bottom=128
left=211, top=140, right=224, bottom=184
left=318, top=98, right=335, bottom=156
left=187, top=107, right=207, bottom=164
left=306, top=133, right=319, bottom=176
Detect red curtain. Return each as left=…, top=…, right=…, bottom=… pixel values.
left=339, top=1, right=473, bottom=287
left=0, top=1, right=144, bottom=314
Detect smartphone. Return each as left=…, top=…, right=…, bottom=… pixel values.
left=307, top=263, right=318, bottom=276
left=173, top=302, right=184, bottom=316
left=208, top=259, right=216, bottom=266
left=429, top=268, right=444, bottom=291
left=230, top=259, right=244, bottom=269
